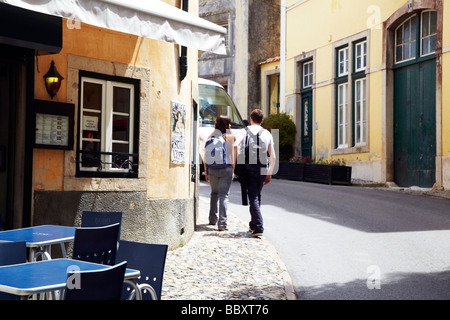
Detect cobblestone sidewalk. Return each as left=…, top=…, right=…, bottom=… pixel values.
left=161, top=195, right=295, bottom=300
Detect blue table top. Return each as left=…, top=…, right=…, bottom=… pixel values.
left=0, top=259, right=139, bottom=296
left=0, top=225, right=75, bottom=247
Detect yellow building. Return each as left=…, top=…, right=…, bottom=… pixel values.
left=0, top=0, right=226, bottom=249
left=282, top=0, right=449, bottom=189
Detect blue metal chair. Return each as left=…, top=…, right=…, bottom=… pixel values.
left=81, top=211, right=122, bottom=240
left=64, top=261, right=127, bottom=300
left=116, top=240, right=168, bottom=300
left=72, top=223, right=120, bottom=266
left=0, top=241, right=27, bottom=300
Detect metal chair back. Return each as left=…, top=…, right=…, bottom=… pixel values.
left=0, top=241, right=27, bottom=300
left=81, top=211, right=122, bottom=240
left=64, top=261, right=127, bottom=300
left=116, top=240, right=168, bottom=300
left=72, top=223, right=120, bottom=266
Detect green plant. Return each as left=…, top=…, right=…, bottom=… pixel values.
left=262, top=113, right=296, bottom=161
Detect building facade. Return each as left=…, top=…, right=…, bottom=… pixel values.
left=199, top=0, right=280, bottom=119
left=0, top=0, right=226, bottom=249
left=283, top=0, right=449, bottom=189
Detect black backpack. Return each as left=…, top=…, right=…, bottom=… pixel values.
left=243, top=127, right=268, bottom=173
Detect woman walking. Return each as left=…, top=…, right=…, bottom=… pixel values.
left=204, top=116, right=236, bottom=231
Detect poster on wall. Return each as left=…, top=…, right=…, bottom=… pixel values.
left=171, top=100, right=186, bottom=164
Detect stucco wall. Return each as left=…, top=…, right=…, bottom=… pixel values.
left=285, top=0, right=448, bottom=188
left=32, top=2, right=200, bottom=245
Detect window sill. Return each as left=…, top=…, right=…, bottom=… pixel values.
left=332, top=145, right=369, bottom=155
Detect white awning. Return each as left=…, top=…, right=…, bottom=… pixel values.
left=0, top=0, right=227, bottom=54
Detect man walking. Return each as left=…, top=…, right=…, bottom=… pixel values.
left=238, top=109, right=276, bottom=238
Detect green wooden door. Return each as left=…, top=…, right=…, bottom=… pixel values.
left=301, top=91, right=313, bottom=158
left=394, top=58, right=436, bottom=187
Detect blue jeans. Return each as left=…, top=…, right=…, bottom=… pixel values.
left=208, top=165, right=233, bottom=227
left=247, top=171, right=266, bottom=233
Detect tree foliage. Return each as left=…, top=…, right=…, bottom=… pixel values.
left=262, top=113, right=296, bottom=161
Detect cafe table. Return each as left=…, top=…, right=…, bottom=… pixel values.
left=0, top=258, right=141, bottom=300
left=0, top=225, right=76, bottom=261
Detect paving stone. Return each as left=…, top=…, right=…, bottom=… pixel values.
left=161, top=195, right=293, bottom=300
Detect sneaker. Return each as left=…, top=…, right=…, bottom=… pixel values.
left=251, top=232, right=263, bottom=238
left=218, top=226, right=228, bottom=231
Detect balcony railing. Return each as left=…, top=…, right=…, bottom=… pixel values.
left=78, top=150, right=138, bottom=174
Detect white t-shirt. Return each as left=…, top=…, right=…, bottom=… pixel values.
left=236, top=125, right=274, bottom=153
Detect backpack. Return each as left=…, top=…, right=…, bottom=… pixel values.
left=244, top=127, right=268, bottom=173
left=204, top=133, right=228, bottom=169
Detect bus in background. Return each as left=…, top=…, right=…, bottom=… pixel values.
left=198, top=78, right=245, bottom=179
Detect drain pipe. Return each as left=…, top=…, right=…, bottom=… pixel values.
left=280, top=0, right=286, bottom=112
left=179, top=0, right=188, bottom=81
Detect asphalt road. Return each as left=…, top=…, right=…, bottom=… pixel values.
left=201, top=179, right=450, bottom=300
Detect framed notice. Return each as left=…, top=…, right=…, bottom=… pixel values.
left=34, top=100, right=75, bottom=150
left=171, top=101, right=186, bottom=164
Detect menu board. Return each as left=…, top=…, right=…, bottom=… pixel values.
left=33, top=100, right=74, bottom=150
left=35, top=113, right=70, bottom=147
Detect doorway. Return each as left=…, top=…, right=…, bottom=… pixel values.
left=267, top=73, right=280, bottom=115
left=393, top=12, right=437, bottom=188
left=394, top=59, right=436, bottom=187
left=0, top=47, right=31, bottom=229
left=301, top=91, right=313, bottom=158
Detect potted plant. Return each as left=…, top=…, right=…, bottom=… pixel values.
left=304, top=158, right=352, bottom=185
left=261, top=113, right=298, bottom=180
left=275, top=156, right=313, bottom=181
left=261, top=113, right=296, bottom=161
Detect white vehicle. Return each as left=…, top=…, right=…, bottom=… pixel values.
left=198, top=78, right=245, bottom=178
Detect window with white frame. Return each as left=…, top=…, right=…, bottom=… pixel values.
left=338, top=47, right=349, bottom=77
left=337, top=83, right=349, bottom=148
left=354, top=78, right=367, bottom=145
left=334, top=37, right=370, bottom=150
left=303, top=60, right=313, bottom=88
left=395, top=15, right=417, bottom=63
left=78, top=74, right=138, bottom=177
left=355, top=41, right=367, bottom=72
left=421, top=10, right=437, bottom=56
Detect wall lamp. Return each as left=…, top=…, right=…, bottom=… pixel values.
left=43, top=60, right=64, bottom=99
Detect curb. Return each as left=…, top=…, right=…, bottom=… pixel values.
left=259, top=236, right=297, bottom=301
left=229, top=207, right=297, bottom=301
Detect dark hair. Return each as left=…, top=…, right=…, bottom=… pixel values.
left=215, top=115, right=231, bottom=134
left=250, top=109, right=264, bottom=124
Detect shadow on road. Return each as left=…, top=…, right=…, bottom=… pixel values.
left=220, top=180, right=450, bottom=234
left=295, top=268, right=450, bottom=300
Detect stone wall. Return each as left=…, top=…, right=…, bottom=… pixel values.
left=34, top=191, right=196, bottom=250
